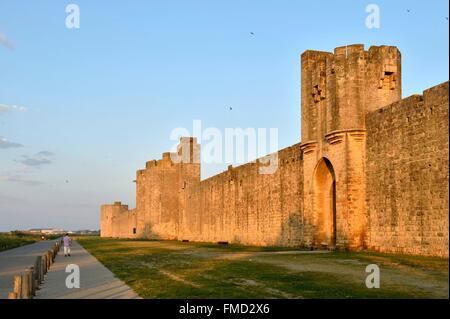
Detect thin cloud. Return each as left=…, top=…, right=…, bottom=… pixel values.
left=0, top=137, right=23, bottom=149
left=0, top=104, right=27, bottom=113
left=0, top=173, right=44, bottom=187
left=16, top=151, right=55, bottom=167
left=18, top=157, right=52, bottom=167
left=0, top=32, right=14, bottom=50
left=37, top=151, right=54, bottom=156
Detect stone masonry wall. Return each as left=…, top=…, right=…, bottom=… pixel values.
left=100, top=202, right=137, bottom=238
left=366, top=82, right=449, bottom=257
left=134, top=138, right=200, bottom=240
left=180, top=144, right=304, bottom=246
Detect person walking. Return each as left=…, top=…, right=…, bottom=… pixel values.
left=63, top=233, right=72, bottom=257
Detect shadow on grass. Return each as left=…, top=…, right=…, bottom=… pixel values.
left=78, top=237, right=449, bottom=299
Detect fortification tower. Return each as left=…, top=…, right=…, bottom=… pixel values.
left=134, top=137, right=200, bottom=239
left=100, top=201, right=129, bottom=237
left=300, top=44, right=402, bottom=250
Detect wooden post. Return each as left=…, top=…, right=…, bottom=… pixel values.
left=29, top=267, right=36, bottom=296
left=45, top=253, right=49, bottom=271
left=13, top=275, right=22, bottom=299
left=36, top=256, right=42, bottom=284
left=8, top=292, right=18, bottom=299
left=42, top=255, right=46, bottom=274
left=21, top=272, right=31, bottom=299
left=42, top=254, right=47, bottom=275
left=35, top=256, right=41, bottom=286
left=46, top=251, right=51, bottom=269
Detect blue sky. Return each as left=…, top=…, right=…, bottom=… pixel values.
left=0, top=0, right=448, bottom=231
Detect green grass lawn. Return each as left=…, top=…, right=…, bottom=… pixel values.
left=78, top=237, right=449, bottom=299
left=0, top=231, right=41, bottom=252
left=0, top=231, right=61, bottom=252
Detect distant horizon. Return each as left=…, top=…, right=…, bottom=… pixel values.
left=1, top=0, right=448, bottom=231
left=2, top=228, right=99, bottom=233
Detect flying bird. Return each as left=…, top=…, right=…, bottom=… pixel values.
left=250, top=32, right=254, bottom=35
left=229, top=107, right=233, bottom=111
left=406, top=9, right=411, bottom=13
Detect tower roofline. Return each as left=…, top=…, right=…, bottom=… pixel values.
left=301, top=44, right=400, bottom=58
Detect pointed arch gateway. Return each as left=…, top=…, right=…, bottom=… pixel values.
left=313, top=157, right=337, bottom=248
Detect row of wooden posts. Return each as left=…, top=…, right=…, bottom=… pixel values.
left=8, top=240, right=61, bottom=299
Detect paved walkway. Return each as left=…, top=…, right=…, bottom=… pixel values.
left=35, top=240, right=140, bottom=299
left=0, top=240, right=57, bottom=299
